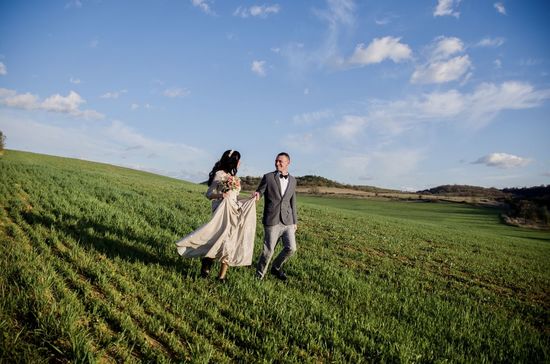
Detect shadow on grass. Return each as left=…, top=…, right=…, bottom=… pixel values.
left=22, top=209, right=198, bottom=278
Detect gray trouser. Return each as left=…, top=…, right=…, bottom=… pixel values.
left=256, top=223, right=297, bottom=277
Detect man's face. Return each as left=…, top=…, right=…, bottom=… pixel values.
left=275, top=155, right=290, bottom=174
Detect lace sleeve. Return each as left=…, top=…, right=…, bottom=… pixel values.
left=205, top=170, right=225, bottom=199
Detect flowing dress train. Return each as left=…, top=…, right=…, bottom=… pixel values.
left=175, top=189, right=257, bottom=266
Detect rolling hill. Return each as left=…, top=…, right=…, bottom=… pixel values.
left=1, top=150, right=548, bottom=362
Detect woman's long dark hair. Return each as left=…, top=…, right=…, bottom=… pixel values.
left=207, top=149, right=241, bottom=186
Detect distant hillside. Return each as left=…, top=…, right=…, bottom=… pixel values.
left=419, top=184, right=550, bottom=228
left=417, top=185, right=507, bottom=198
left=238, top=175, right=397, bottom=194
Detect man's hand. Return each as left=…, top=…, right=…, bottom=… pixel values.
left=253, top=191, right=260, bottom=201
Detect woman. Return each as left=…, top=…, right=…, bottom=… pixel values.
left=176, top=150, right=257, bottom=281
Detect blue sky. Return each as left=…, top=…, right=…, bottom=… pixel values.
left=1, top=0, right=549, bottom=190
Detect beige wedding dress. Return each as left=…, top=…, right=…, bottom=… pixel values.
left=176, top=171, right=257, bottom=266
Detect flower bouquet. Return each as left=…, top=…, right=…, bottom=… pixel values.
left=220, top=175, right=241, bottom=192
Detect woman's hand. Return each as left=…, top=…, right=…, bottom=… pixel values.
left=253, top=191, right=260, bottom=201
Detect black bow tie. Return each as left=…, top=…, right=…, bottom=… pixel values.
left=279, top=174, right=289, bottom=179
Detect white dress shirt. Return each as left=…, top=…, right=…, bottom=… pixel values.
left=278, top=172, right=289, bottom=196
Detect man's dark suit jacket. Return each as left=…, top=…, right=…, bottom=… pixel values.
left=256, top=171, right=297, bottom=226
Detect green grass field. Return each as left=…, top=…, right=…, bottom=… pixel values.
left=1, top=150, right=548, bottom=363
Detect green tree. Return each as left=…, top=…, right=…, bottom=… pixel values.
left=0, top=130, right=5, bottom=155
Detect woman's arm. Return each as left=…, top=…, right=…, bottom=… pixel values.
left=205, top=171, right=227, bottom=200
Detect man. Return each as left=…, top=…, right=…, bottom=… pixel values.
left=254, top=152, right=298, bottom=281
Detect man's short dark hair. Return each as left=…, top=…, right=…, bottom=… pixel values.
left=277, top=152, right=290, bottom=160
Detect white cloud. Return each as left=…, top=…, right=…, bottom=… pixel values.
left=317, top=81, right=550, bottom=139
left=494, top=2, right=506, bottom=15
left=494, top=59, right=502, bottom=68
left=349, top=37, right=412, bottom=66
left=473, top=153, right=529, bottom=168
left=411, top=55, right=472, bottom=84
left=0, top=113, right=212, bottom=182
left=303, top=88, right=310, bottom=95
left=316, top=0, right=356, bottom=28
left=251, top=60, right=267, bottom=76
left=477, top=37, right=505, bottom=48
left=434, top=0, right=460, bottom=18
left=411, top=36, right=472, bottom=84
left=191, top=0, right=214, bottom=15
left=100, top=89, right=127, bottom=99
left=376, top=81, right=550, bottom=131
left=293, top=109, right=332, bottom=124
left=69, top=77, right=81, bottom=84
left=163, top=88, right=190, bottom=98
left=330, top=115, right=368, bottom=139
left=234, top=4, right=280, bottom=18
left=0, top=88, right=16, bottom=98
left=42, top=91, right=85, bottom=113
left=416, top=90, right=465, bottom=117
left=466, top=81, right=550, bottom=123
left=131, top=103, right=139, bottom=110
left=0, top=88, right=104, bottom=119
left=2, top=92, right=40, bottom=110
left=0, top=62, right=6, bottom=75
left=431, top=36, right=464, bottom=60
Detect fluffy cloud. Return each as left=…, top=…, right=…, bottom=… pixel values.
left=319, top=81, right=550, bottom=138
left=411, top=36, right=471, bottom=84
left=473, top=153, right=530, bottom=168
left=465, top=81, right=550, bottom=123
left=0, top=88, right=104, bottom=119
left=251, top=60, right=267, bottom=76
left=430, top=36, right=464, bottom=60
left=411, top=55, right=472, bottom=84
left=385, top=81, right=550, bottom=130
left=494, top=2, right=506, bottom=15
left=69, top=77, right=81, bottom=84
left=0, top=62, right=6, bottom=75
left=477, top=37, right=505, bottom=48
left=163, top=88, right=190, bottom=98
left=191, top=0, right=214, bottom=15
left=434, top=0, right=460, bottom=18
left=349, top=37, right=412, bottom=66
left=234, top=4, right=280, bottom=18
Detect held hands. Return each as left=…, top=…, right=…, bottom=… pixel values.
left=252, top=191, right=260, bottom=202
